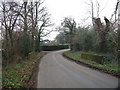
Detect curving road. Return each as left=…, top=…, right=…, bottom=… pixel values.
left=37, top=49, right=119, bottom=88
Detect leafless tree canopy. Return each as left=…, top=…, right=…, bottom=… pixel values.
left=0, top=0, right=53, bottom=65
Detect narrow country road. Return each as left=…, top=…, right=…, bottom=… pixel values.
left=37, top=49, right=119, bottom=88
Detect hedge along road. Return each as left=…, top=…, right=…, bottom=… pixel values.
left=37, top=49, right=119, bottom=88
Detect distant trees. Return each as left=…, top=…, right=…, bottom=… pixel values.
left=61, top=17, right=76, bottom=50
left=73, top=26, right=96, bottom=51
left=0, top=0, right=52, bottom=65
left=56, top=15, right=117, bottom=60
left=55, top=32, right=66, bottom=44
left=55, top=0, right=119, bottom=61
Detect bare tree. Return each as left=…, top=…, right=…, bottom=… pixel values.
left=61, top=17, right=76, bottom=51
left=23, top=2, right=28, bottom=34
left=28, top=2, right=35, bottom=50
left=1, top=2, right=23, bottom=64
left=85, top=0, right=106, bottom=27
left=95, top=17, right=110, bottom=53
left=118, top=0, right=120, bottom=60
left=91, top=0, right=95, bottom=27
left=16, top=0, right=53, bottom=52
left=0, top=0, right=53, bottom=64
left=35, top=1, right=53, bottom=52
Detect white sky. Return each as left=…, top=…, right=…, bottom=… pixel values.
left=42, top=0, right=117, bottom=40
left=0, top=0, right=117, bottom=41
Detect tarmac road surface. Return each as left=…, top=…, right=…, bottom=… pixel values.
left=37, top=49, right=119, bottom=88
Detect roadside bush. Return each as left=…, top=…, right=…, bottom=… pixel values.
left=18, top=34, right=32, bottom=57
left=41, top=45, right=69, bottom=51
left=2, top=52, right=46, bottom=88
left=81, top=52, right=104, bottom=64
left=72, top=28, right=97, bottom=51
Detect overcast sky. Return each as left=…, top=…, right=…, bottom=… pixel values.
left=42, top=0, right=117, bottom=40
left=0, top=0, right=117, bottom=41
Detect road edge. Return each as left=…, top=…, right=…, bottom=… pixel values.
left=28, top=52, right=48, bottom=88
left=62, top=52, right=120, bottom=78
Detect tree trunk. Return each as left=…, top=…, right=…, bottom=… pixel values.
left=91, top=0, right=95, bottom=27
left=118, top=0, right=120, bottom=61
left=38, top=34, right=41, bottom=52
left=24, top=2, right=28, bottom=34
left=95, top=17, right=110, bottom=53
left=70, top=34, right=73, bottom=51
left=31, top=2, right=35, bottom=51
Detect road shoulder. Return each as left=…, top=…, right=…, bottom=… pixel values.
left=63, top=51, right=120, bottom=78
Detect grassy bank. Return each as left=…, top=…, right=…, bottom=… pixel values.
left=2, top=52, right=47, bottom=88
left=63, top=51, right=120, bottom=77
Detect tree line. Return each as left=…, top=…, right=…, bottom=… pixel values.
left=56, top=0, right=119, bottom=61
left=0, top=0, right=52, bottom=65
left=56, top=15, right=118, bottom=61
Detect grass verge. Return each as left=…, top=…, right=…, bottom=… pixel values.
left=63, top=51, right=120, bottom=78
left=2, top=52, right=47, bottom=88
